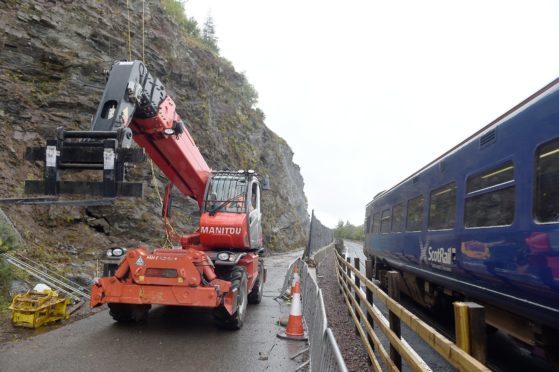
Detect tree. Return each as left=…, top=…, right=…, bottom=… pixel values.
left=202, top=15, right=219, bottom=53
left=334, top=220, right=364, bottom=241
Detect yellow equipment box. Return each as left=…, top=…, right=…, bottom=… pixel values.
left=9, top=290, right=70, bottom=328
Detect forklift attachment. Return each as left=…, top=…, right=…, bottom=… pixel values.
left=24, top=128, right=145, bottom=198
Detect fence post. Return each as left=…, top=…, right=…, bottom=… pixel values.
left=353, top=257, right=361, bottom=333
left=454, top=302, right=486, bottom=364
left=387, top=271, right=402, bottom=370
left=303, top=210, right=314, bottom=259
left=365, top=259, right=374, bottom=351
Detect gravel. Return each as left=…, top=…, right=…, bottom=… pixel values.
left=317, top=250, right=371, bottom=371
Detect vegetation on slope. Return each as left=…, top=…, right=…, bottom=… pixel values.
left=334, top=221, right=364, bottom=241
left=0, top=223, right=23, bottom=320
left=0, top=0, right=309, bottom=261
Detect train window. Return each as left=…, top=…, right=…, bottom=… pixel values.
left=467, top=161, right=514, bottom=193
left=465, top=162, right=515, bottom=228
left=391, top=203, right=405, bottom=232
left=372, top=213, right=381, bottom=234
left=465, top=187, right=515, bottom=227
left=535, top=138, right=559, bottom=223
left=365, top=215, right=371, bottom=233
left=406, top=195, right=424, bottom=231
left=380, top=209, right=391, bottom=233
left=429, top=182, right=456, bottom=230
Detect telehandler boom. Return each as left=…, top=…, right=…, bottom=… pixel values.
left=25, top=60, right=266, bottom=329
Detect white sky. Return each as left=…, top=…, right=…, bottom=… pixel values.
left=185, top=0, right=559, bottom=228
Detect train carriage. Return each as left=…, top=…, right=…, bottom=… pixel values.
left=364, top=78, right=559, bottom=362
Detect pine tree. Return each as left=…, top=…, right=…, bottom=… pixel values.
left=202, top=16, right=219, bottom=53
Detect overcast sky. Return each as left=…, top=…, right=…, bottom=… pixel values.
left=185, top=0, right=559, bottom=228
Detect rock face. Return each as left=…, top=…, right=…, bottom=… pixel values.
left=0, top=0, right=309, bottom=265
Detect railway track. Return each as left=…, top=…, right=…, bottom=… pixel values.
left=342, top=240, right=555, bottom=372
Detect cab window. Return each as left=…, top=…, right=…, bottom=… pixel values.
left=380, top=209, right=391, bottom=233
left=372, top=213, right=381, bottom=234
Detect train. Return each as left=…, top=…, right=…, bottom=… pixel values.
left=363, top=77, right=559, bottom=363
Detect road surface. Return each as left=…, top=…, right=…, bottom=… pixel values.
left=0, top=250, right=305, bottom=372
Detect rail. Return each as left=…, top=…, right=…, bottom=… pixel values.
left=12, top=252, right=90, bottom=295
left=1, top=253, right=90, bottom=301
left=334, top=250, right=490, bottom=371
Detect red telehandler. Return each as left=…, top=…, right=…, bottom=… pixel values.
left=23, top=60, right=266, bottom=329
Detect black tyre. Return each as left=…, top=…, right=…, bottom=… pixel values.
left=248, top=259, right=264, bottom=305
left=213, top=266, right=248, bottom=330
left=108, top=303, right=150, bottom=323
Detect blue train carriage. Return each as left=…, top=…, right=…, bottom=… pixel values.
left=364, top=77, right=559, bottom=363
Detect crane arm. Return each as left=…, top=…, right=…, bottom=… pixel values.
left=130, top=97, right=210, bottom=208
left=24, top=60, right=211, bottom=207
left=94, top=60, right=211, bottom=206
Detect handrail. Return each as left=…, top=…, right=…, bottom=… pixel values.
left=4, top=254, right=89, bottom=298
left=1, top=253, right=89, bottom=300
left=335, top=250, right=490, bottom=371
left=282, top=256, right=348, bottom=372
left=13, top=252, right=90, bottom=294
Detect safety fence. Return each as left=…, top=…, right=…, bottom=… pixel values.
left=281, top=257, right=347, bottom=372
left=303, top=210, right=334, bottom=259
left=334, top=250, right=490, bottom=371
left=1, top=252, right=90, bottom=301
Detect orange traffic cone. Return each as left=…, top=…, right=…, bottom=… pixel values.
left=290, top=264, right=300, bottom=297
left=277, top=281, right=308, bottom=341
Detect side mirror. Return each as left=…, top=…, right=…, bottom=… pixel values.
left=261, top=176, right=270, bottom=191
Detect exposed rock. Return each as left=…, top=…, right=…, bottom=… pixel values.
left=9, top=280, right=30, bottom=296
left=68, top=273, right=94, bottom=287
left=57, top=243, right=78, bottom=255
left=86, top=218, right=110, bottom=235
left=0, top=0, right=309, bottom=256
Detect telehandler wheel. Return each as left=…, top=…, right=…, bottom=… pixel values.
left=213, top=266, right=248, bottom=330
left=108, top=303, right=150, bottom=323
left=248, top=258, right=264, bottom=305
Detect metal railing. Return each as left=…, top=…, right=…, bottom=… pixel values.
left=303, top=210, right=334, bottom=259
left=282, top=257, right=347, bottom=372
left=1, top=252, right=90, bottom=301
left=335, top=250, right=490, bottom=371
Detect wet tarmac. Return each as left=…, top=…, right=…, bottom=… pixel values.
left=0, top=250, right=306, bottom=372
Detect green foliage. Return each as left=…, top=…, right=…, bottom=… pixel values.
left=0, top=260, right=14, bottom=319
left=202, top=16, right=219, bottom=53
left=239, top=72, right=258, bottom=107
left=334, top=220, right=364, bottom=241
left=161, top=0, right=200, bottom=37
left=0, top=222, right=21, bottom=253
left=0, top=222, right=21, bottom=320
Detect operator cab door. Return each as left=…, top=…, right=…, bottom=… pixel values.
left=249, top=180, right=262, bottom=248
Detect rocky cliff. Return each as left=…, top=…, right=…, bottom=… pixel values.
left=0, top=0, right=309, bottom=275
